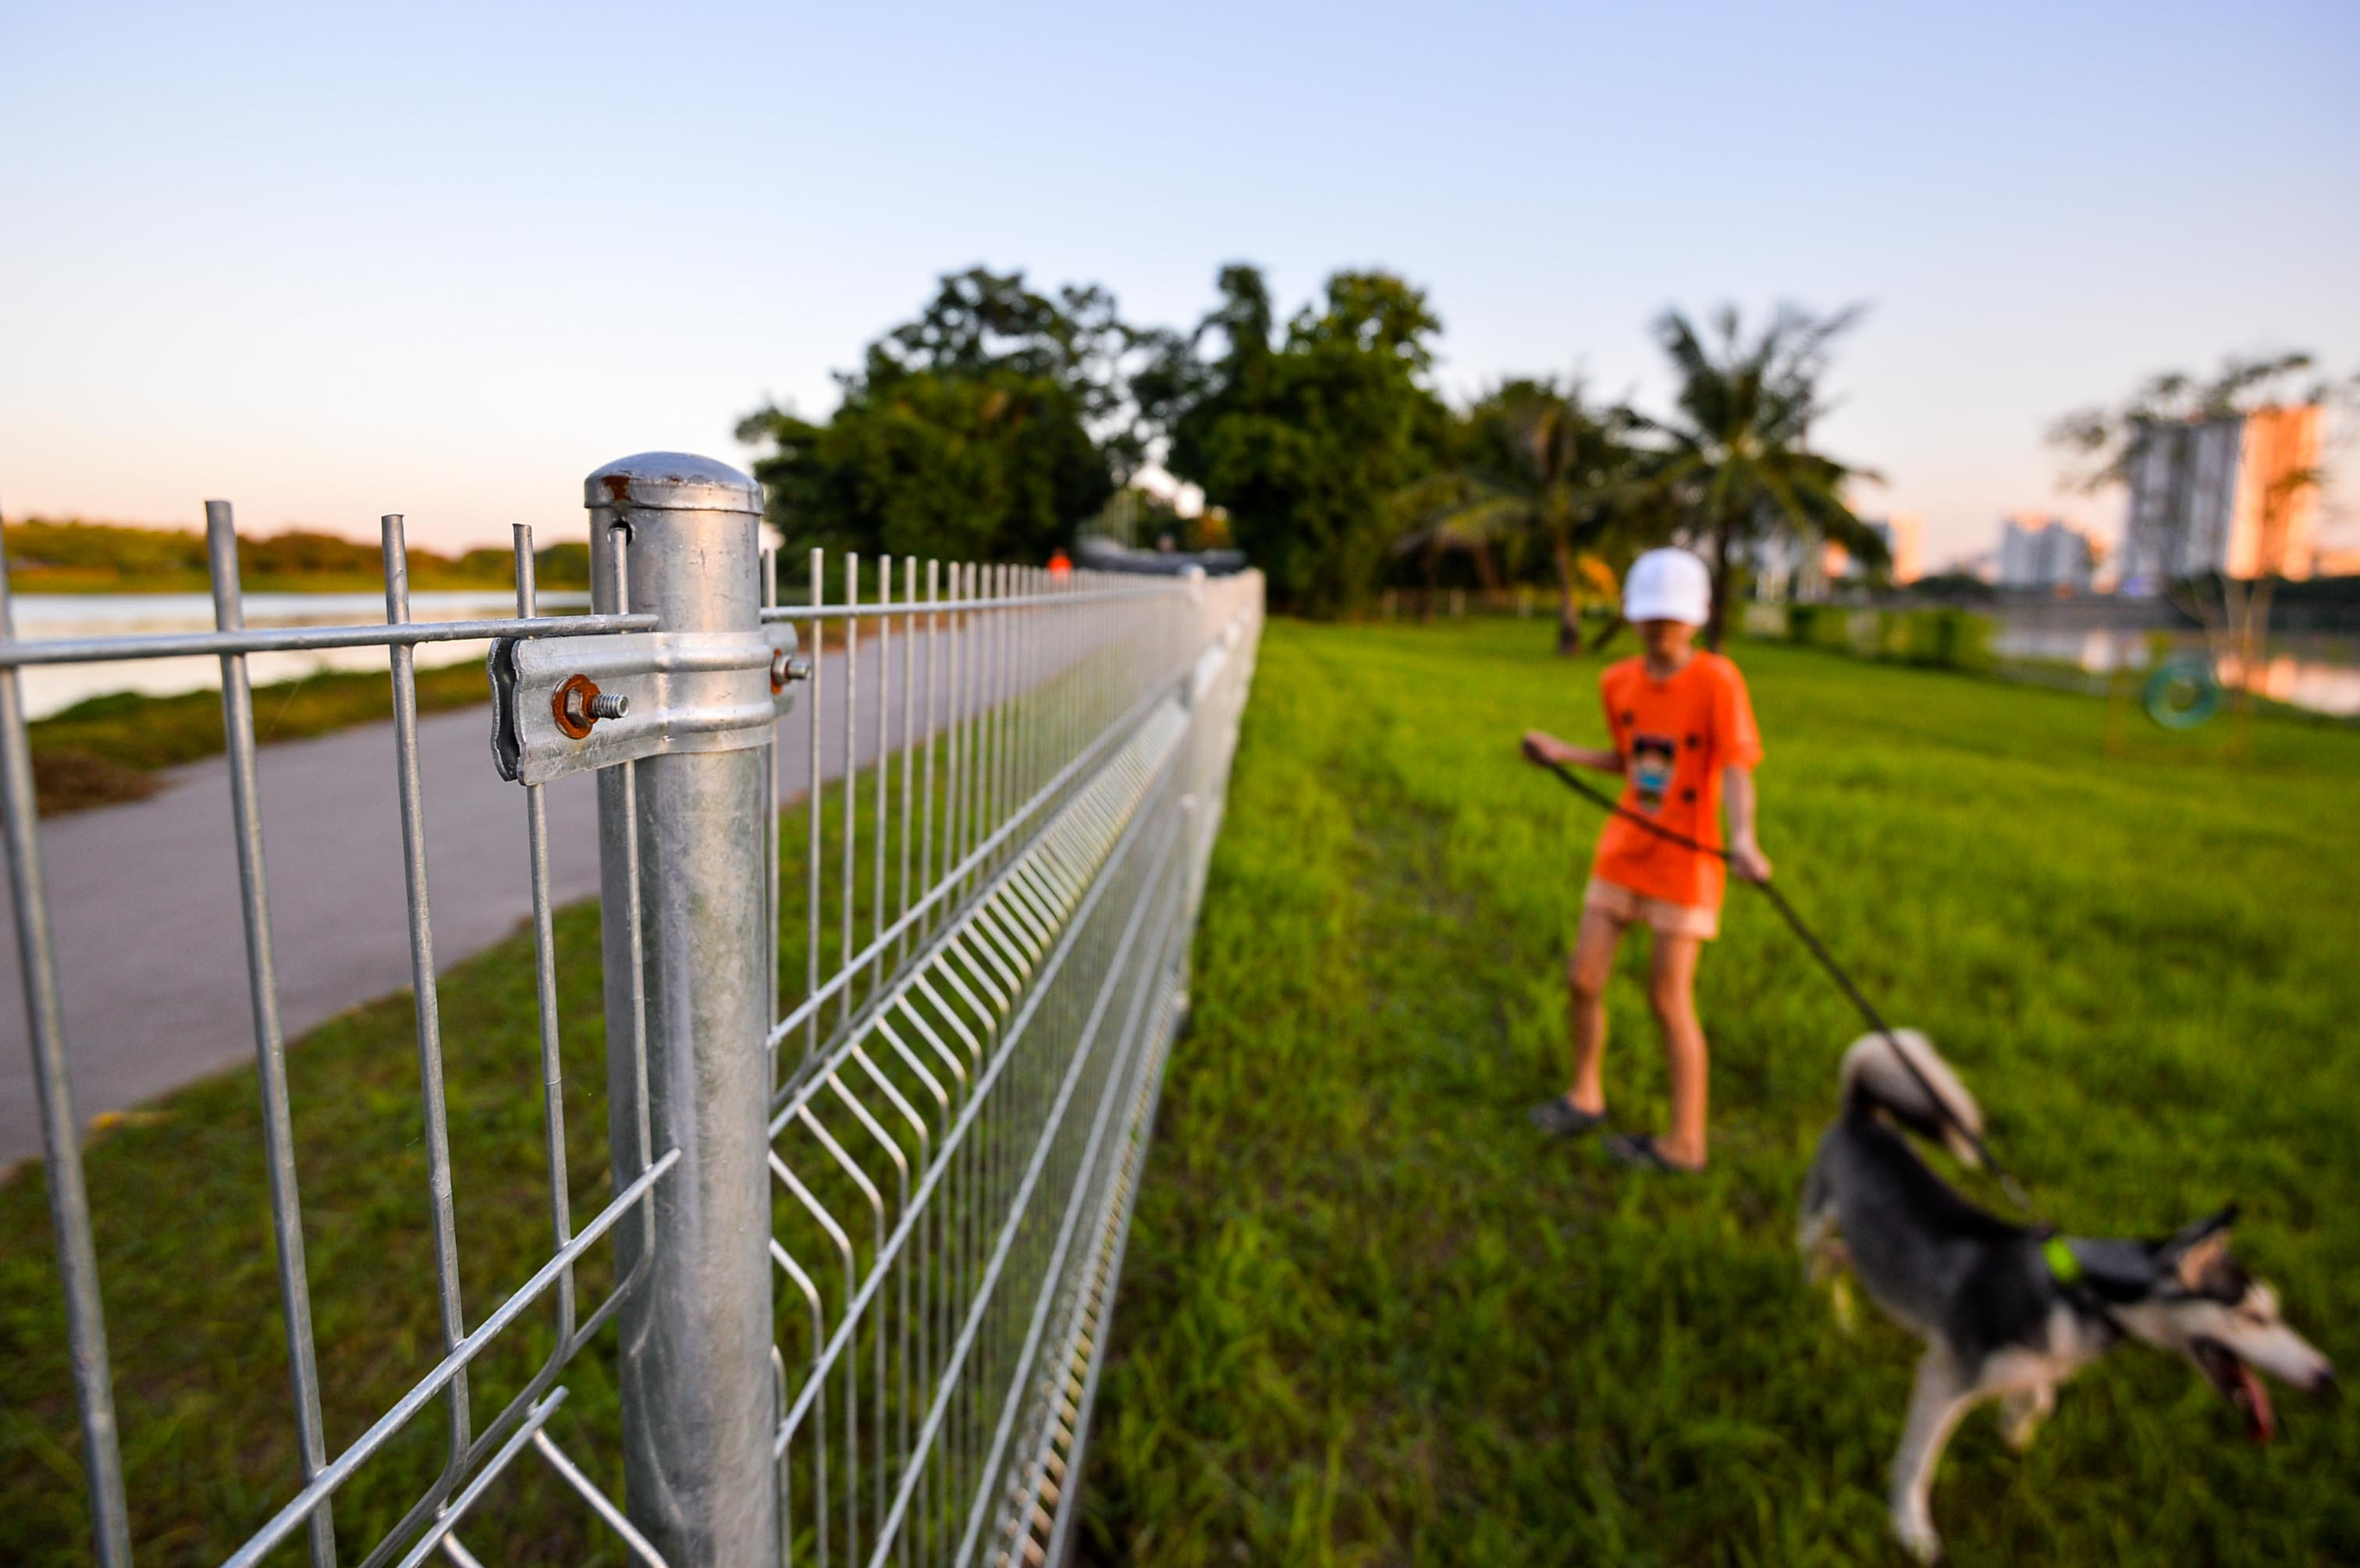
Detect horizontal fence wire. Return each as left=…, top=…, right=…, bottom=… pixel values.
left=0, top=611, right=659, bottom=667
left=2, top=507, right=1260, bottom=1566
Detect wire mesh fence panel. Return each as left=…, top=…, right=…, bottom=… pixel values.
left=0, top=495, right=687, bottom=1566
left=762, top=554, right=1258, bottom=1566
left=0, top=450, right=1259, bottom=1567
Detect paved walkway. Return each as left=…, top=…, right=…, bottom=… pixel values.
left=0, top=642, right=927, bottom=1168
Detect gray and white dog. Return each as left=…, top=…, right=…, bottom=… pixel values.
left=1800, top=1029, right=2335, bottom=1562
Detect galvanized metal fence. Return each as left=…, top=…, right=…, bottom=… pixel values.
left=2, top=453, right=1260, bottom=1566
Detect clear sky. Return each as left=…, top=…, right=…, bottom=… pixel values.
left=5, top=1, right=2356, bottom=568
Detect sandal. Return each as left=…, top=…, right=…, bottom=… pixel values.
left=1605, top=1132, right=1704, bottom=1174
left=1529, top=1096, right=1608, bottom=1137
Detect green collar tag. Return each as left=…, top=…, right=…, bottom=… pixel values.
left=2043, top=1236, right=2082, bottom=1285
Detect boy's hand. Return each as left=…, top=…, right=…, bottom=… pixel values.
left=1521, top=731, right=1567, bottom=766
left=1728, top=838, right=1773, bottom=883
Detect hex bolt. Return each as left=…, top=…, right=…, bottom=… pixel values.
left=770, top=649, right=813, bottom=694
left=588, top=692, right=630, bottom=720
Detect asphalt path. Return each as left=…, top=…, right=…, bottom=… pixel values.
left=0, top=639, right=948, bottom=1169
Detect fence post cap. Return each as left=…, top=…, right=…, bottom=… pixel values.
left=585, top=453, right=762, bottom=514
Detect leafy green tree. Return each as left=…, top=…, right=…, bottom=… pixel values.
left=1154, top=265, right=1449, bottom=615
left=738, top=268, right=1132, bottom=567
left=1628, top=304, right=1883, bottom=647
left=1400, top=379, right=1647, bottom=652
left=457, top=542, right=591, bottom=588
left=4, top=519, right=209, bottom=578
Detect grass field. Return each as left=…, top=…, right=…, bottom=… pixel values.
left=2, top=619, right=2355, bottom=1563
left=1076, top=620, right=2360, bottom=1565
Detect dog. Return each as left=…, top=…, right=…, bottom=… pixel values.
left=1799, top=1029, right=2335, bottom=1562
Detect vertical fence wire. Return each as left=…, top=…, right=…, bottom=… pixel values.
left=809, top=546, right=826, bottom=1071
left=897, top=557, right=917, bottom=973
left=766, top=542, right=783, bottom=1091
left=381, top=515, right=476, bottom=1496
left=873, top=558, right=890, bottom=1004
left=208, top=500, right=339, bottom=1568
left=0, top=517, right=134, bottom=1568
left=841, top=556, right=856, bottom=1037
left=512, top=522, right=580, bottom=1370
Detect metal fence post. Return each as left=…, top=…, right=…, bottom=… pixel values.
left=586, top=453, right=780, bottom=1566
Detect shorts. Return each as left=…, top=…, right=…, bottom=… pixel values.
left=1583, top=876, right=1719, bottom=940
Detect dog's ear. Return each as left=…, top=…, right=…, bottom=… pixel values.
left=2155, top=1204, right=2239, bottom=1253
left=2156, top=1204, right=2241, bottom=1288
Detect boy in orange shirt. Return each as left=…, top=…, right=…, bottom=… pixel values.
left=1520, top=548, right=1770, bottom=1172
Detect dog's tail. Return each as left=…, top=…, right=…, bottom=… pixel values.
left=1839, top=1029, right=1983, bottom=1168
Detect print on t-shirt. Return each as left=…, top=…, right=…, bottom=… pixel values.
left=1630, top=734, right=1677, bottom=813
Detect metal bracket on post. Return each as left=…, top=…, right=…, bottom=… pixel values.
left=488, top=622, right=803, bottom=785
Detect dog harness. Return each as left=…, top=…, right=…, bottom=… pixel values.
left=2039, top=1232, right=2141, bottom=1348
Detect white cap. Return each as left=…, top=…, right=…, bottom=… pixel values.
left=1622, top=547, right=1711, bottom=626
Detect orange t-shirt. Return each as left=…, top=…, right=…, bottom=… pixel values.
left=1590, top=651, right=1763, bottom=910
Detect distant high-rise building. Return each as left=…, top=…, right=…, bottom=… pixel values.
left=1749, top=512, right=1925, bottom=598
left=1861, top=514, right=1925, bottom=584
left=1743, top=529, right=1829, bottom=603
left=1788, top=513, right=1924, bottom=592
left=1996, top=514, right=2094, bottom=593
left=2119, top=406, right=2322, bottom=591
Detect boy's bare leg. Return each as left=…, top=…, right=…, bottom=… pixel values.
left=1647, top=932, right=1708, bottom=1168
left=1564, top=907, right=1625, bottom=1115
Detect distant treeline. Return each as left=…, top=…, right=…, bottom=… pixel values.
left=739, top=265, right=1885, bottom=644
left=2, top=518, right=590, bottom=592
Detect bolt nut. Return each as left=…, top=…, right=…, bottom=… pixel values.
left=553, top=674, right=622, bottom=739
left=771, top=649, right=813, bottom=694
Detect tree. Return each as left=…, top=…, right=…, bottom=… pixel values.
left=1627, top=304, right=1884, bottom=648
left=2048, top=352, right=2355, bottom=709
left=1153, top=265, right=1449, bottom=615
left=1399, top=379, right=1648, bottom=652
left=737, top=268, right=1134, bottom=567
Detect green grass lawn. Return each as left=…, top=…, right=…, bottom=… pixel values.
left=3, top=619, right=2355, bottom=1564
left=1078, top=620, right=2360, bottom=1566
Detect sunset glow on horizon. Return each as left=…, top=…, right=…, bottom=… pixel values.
left=4, top=1, right=2355, bottom=570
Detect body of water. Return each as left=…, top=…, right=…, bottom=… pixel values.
left=5, top=591, right=592, bottom=720
left=1990, top=624, right=2360, bottom=717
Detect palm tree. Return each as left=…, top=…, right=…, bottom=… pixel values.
left=1390, top=496, right=1505, bottom=599
left=1630, top=305, right=1885, bottom=648
left=1399, top=379, right=1644, bottom=652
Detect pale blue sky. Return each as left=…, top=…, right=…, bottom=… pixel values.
left=4, top=1, right=2356, bottom=567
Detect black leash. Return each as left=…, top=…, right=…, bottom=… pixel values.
left=1530, top=749, right=2038, bottom=1217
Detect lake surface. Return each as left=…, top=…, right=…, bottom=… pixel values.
left=4, top=592, right=592, bottom=720
left=1990, top=624, right=2360, bottom=717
